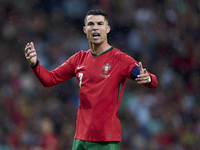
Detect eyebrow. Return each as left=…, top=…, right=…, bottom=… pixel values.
left=87, top=21, right=105, bottom=25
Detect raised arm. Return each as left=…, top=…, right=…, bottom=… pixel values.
left=24, top=42, right=75, bottom=87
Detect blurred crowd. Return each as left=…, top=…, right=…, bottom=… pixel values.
left=0, top=0, right=200, bottom=149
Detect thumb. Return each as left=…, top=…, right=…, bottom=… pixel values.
left=139, top=62, right=144, bottom=73
left=30, top=42, right=35, bottom=50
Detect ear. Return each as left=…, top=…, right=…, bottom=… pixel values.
left=83, top=26, right=86, bottom=34
left=107, top=26, right=111, bottom=34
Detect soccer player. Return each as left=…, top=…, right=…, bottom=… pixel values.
left=25, top=9, right=158, bottom=150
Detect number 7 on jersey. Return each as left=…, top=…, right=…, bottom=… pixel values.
left=78, top=73, right=83, bottom=87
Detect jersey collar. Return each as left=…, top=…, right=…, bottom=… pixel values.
left=91, top=46, right=114, bottom=57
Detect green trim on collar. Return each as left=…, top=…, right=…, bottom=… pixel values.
left=91, top=46, right=114, bottom=57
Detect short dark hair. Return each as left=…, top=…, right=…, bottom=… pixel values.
left=84, top=9, right=108, bottom=24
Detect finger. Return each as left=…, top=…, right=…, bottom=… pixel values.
left=135, top=70, right=149, bottom=81
left=135, top=75, right=149, bottom=81
left=137, top=69, right=148, bottom=77
left=143, top=69, right=147, bottom=74
left=137, top=80, right=149, bottom=84
left=136, top=75, right=148, bottom=79
left=25, top=43, right=29, bottom=48
left=26, top=53, right=37, bottom=60
left=25, top=42, right=35, bottom=55
left=25, top=43, right=31, bottom=54
left=25, top=49, right=36, bottom=58
left=30, top=42, right=35, bottom=50
left=138, top=62, right=144, bottom=73
left=136, top=76, right=149, bottom=83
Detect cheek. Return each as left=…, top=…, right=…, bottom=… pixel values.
left=102, top=28, right=108, bottom=37
left=85, top=28, right=91, bottom=35
left=102, top=31, right=107, bottom=39
left=86, top=31, right=91, bottom=39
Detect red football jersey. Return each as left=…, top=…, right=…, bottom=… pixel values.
left=32, top=47, right=157, bottom=141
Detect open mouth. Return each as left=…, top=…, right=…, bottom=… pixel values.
left=92, top=33, right=100, bottom=39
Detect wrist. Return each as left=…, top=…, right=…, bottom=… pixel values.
left=146, top=75, right=152, bottom=84
left=31, top=60, right=39, bottom=68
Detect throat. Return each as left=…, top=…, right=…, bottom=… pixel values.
left=91, top=44, right=101, bottom=55
left=90, top=41, right=111, bottom=55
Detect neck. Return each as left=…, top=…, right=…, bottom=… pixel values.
left=90, top=41, right=111, bottom=55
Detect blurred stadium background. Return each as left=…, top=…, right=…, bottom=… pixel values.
left=0, top=0, right=200, bottom=149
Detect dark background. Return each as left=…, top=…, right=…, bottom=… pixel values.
left=0, top=0, right=200, bottom=149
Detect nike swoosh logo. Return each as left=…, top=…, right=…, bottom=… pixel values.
left=77, top=66, right=85, bottom=69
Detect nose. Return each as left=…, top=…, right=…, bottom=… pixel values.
left=93, top=23, right=99, bottom=30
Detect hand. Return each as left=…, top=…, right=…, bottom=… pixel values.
left=25, top=42, right=37, bottom=66
left=135, top=62, right=151, bottom=84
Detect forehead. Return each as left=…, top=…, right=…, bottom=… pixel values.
left=85, top=15, right=106, bottom=23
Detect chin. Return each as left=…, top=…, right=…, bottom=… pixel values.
left=92, top=39, right=103, bottom=44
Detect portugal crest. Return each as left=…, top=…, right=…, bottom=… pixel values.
left=102, top=63, right=111, bottom=74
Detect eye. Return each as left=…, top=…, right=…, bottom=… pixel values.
left=98, top=22, right=104, bottom=25
left=87, top=22, right=94, bottom=26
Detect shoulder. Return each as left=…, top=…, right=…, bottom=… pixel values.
left=78, top=49, right=91, bottom=55
left=74, top=49, right=90, bottom=56
left=112, top=48, right=137, bottom=63
left=110, top=48, right=124, bottom=59
left=70, top=49, right=90, bottom=60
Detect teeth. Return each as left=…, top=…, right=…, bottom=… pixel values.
left=93, top=33, right=100, bottom=36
